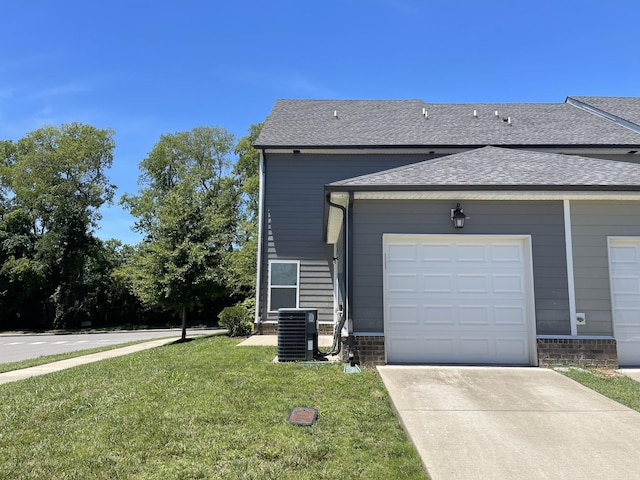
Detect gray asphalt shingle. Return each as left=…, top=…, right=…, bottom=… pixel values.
left=255, top=99, right=640, bottom=148
left=569, top=96, right=640, bottom=128
left=327, top=146, right=640, bottom=188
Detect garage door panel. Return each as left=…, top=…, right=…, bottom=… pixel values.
left=457, top=244, right=487, bottom=262
left=495, top=337, right=529, bottom=359
left=386, top=337, right=420, bottom=362
left=459, top=337, right=491, bottom=358
left=609, top=239, right=640, bottom=366
left=493, top=274, right=524, bottom=293
left=423, top=305, right=456, bottom=325
left=423, top=337, right=456, bottom=356
left=491, top=244, right=523, bottom=262
left=384, top=235, right=534, bottom=365
left=423, top=274, right=453, bottom=293
left=422, top=244, right=454, bottom=261
left=457, top=274, right=489, bottom=293
left=494, top=305, right=527, bottom=326
left=387, top=273, right=419, bottom=292
left=458, top=306, right=490, bottom=325
left=610, top=245, right=638, bottom=264
left=387, top=243, right=417, bottom=261
left=387, top=305, right=419, bottom=324
left=611, top=276, right=640, bottom=295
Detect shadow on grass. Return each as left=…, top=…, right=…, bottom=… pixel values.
left=166, top=331, right=229, bottom=346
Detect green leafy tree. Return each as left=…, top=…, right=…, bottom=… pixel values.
left=224, top=123, right=262, bottom=298
left=119, top=126, right=236, bottom=340
left=1, top=124, right=116, bottom=329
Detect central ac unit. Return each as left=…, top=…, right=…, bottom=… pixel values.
left=277, top=309, right=318, bottom=361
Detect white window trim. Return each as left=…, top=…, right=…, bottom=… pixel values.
left=267, top=260, right=300, bottom=313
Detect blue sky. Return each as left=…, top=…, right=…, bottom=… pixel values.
left=1, top=0, right=638, bottom=244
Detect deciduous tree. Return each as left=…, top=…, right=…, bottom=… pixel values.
left=119, top=126, right=236, bottom=340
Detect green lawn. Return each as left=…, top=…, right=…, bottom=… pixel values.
left=561, top=367, right=640, bottom=412
left=0, top=336, right=426, bottom=480
left=0, top=340, right=150, bottom=374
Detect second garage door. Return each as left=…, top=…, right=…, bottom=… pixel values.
left=609, top=238, right=640, bottom=367
left=383, top=235, right=536, bottom=365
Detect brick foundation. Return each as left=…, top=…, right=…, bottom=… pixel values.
left=340, top=335, right=385, bottom=366
left=256, top=322, right=334, bottom=335
left=537, top=337, right=618, bottom=367
left=256, top=327, right=619, bottom=368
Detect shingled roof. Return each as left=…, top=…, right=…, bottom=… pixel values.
left=255, top=98, right=640, bottom=148
left=326, top=146, right=640, bottom=190
left=568, top=96, right=640, bottom=131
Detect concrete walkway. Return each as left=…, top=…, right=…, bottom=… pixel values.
left=619, top=368, right=640, bottom=382
left=378, top=366, right=640, bottom=480
left=0, top=337, right=179, bottom=385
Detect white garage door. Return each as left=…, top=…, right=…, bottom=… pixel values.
left=609, top=238, right=640, bottom=367
left=384, top=235, right=536, bottom=365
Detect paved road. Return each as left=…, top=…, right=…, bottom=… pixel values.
left=0, top=329, right=223, bottom=364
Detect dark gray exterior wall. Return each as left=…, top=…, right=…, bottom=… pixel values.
left=352, top=200, right=570, bottom=335
left=260, top=152, right=437, bottom=323
left=571, top=200, right=640, bottom=336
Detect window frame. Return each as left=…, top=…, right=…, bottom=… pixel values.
left=267, top=260, right=300, bottom=312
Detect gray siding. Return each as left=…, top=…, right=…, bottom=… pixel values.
left=260, top=152, right=436, bottom=322
left=571, top=201, right=640, bottom=335
left=352, top=200, right=570, bottom=335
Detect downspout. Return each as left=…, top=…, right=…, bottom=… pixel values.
left=254, top=149, right=266, bottom=329
left=346, top=192, right=355, bottom=366
left=325, top=194, right=348, bottom=355
left=564, top=199, right=578, bottom=336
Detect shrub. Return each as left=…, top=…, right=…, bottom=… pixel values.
left=218, top=305, right=253, bottom=337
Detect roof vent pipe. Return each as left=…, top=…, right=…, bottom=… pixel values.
left=508, top=117, right=512, bottom=125
left=473, top=110, right=478, bottom=118
left=333, top=110, right=338, bottom=118
left=495, top=110, right=499, bottom=117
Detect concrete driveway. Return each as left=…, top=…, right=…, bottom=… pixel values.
left=378, top=366, right=640, bottom=480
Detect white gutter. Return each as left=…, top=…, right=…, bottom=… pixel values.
left=353, top=191, right=640, bottom=201
left=254, top=150, right=265, bottom=325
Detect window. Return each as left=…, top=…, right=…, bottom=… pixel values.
left=268, top=260, right=300, bottom=312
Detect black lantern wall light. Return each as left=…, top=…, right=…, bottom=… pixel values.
left=451, top=203, right=467, bottom=229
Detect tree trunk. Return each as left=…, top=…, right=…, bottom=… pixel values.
left=181, top=306, right=187, bottom=342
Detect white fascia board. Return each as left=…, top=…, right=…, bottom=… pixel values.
left=263, top=148, right=466, bottom=155
left=353, top=191, right=640, bottom=201
left=326, top=192, right=350, bottom=244
left=263, top=146, right=633, bottom=156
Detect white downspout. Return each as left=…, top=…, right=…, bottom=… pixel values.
left=564, top=199, right=578, bottom=336
left=254, top=150, right=266, bottom=325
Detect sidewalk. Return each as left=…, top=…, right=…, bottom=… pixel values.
left=0, top=337, right=179, bottom=385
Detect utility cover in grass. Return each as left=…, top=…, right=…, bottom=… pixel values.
left=288, top=407, right=317, bottom=426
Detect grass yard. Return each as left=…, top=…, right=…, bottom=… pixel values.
left=0, top=340, right=150, bottom=374
left=561, top=367, right=640, bottom=412
left=0, top=336, right=426, bottom=480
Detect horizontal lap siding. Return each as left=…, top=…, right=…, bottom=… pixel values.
left=571, top=201, right=640, bottom=336
left=353, top=200, right=570, bottom=334
left=261, top=152, right=433, bottom=323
